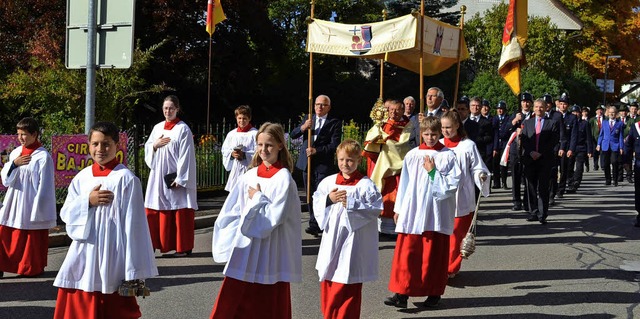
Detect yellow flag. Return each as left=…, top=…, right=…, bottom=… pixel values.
left=206, top=0, right=226, bottom=37
left=498, top=0, right=528, bottom=95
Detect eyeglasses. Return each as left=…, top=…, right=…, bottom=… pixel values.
left=315, top=103, right=329, bottom=107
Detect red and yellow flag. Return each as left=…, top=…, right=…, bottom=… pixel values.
left=206, top=0, right=226, bottom=37
left=498, top=0, right=527, bottom=95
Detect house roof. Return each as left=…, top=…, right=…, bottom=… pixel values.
left=442, top=0, right=583, bottom=31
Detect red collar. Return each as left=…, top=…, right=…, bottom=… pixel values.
left=164, top=118, right=181, bottom=130
left=444, top=136, right=462, bottom=148
left=336, top=170, right=364, bottom=185
left=257, top=161, right=283, bottom=178
left=237, top=124, right=253, bottom=133
left=21, top=141, right=42, bottom=156
left=92, top=158, right=120, bottom=177
left=419, top=142, right=445, bottom=150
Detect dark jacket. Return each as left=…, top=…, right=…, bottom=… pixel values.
left=290, top=114, right=342, bottom=173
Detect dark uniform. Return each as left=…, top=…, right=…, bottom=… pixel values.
left=624, top=119, right=640, bottom=227
left=505, top=93, right=533, bottom=211
left=567, top=105, right=593, bottom=192
left=555, top=93, right=578, bottom=198
left=492, top=101, right=509, bottom=189
left=589, top=105, right=605, bottom=171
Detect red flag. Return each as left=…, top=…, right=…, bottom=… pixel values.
left=206, top=0, right=226, bottom=37
left=498, top=0, right=527, bottom=95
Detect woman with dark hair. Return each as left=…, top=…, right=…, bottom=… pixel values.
left=144, top=95, right=198, bottom=257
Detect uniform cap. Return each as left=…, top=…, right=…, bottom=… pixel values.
left=570, top=104, right=581, bottom=113
left=482, top=99, right=491, bottom=107
left=558, top=92, right=570, bottom=103
left=543, top=93, right=553, bottom=104
left=520, top=92, right=533, bottom=102
left=496, top=101, right=507, bottom=109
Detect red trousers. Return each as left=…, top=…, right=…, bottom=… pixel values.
left=145, top=208, right=194, bottom=253
left=210, top=277, right=291, bottom=319
left=320, top=280, right=362, bottom=319
left=0, top=225, right=48, bottom=276
left=388, top=232, right=449, bottom=296
left=53, top=288, right=141, bottom=319
left=448, top=212, right=474, bottom=275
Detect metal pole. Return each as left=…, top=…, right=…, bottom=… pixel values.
left=85, top=0, right=97, bottom=134
left=603, top=56, right=608, bottom=107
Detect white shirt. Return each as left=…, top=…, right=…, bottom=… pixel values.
left=212, top=167, right=302, bottom=284
left=144, top=121, right=198, bottom=210
left=313, top=174, right=383, bottom=284
left=221, top=127, right=258, bottom=191
left=0, top=147, right=57, bottom=230
left=54, top=164, right=158, bottom=293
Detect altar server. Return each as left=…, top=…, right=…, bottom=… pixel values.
left=144, top=95, right=198, bottom=257
left=313, top=139, right=383, bottom=318
left=221, top=105, right=258, bottom=191
left=53, top=122, right=158, bottom=319
left=384, top=116, right=461, bottom=308
left=0, top=117, right=56, bottom=278
left=211, top=122, right=302, bottom=319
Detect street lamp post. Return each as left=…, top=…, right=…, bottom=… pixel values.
left=603, top=55, right=622, bottom=107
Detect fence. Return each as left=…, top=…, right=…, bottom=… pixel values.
left=2, top=119, right=372, bottom=204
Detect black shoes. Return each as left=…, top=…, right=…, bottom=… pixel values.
left=305, top=226, right=321, bottom=237
left=614, top=181, right=619, bottom=187
left=566, top=187, right=576, bottom=194
left=557, top=192, right=564, bottom=198
left=423, top=296, right=441, bottom=308
left=605, top=180, right=611, bottom=186
left=173, top=250, right=192, bottom=257
left=539, top=219, right=547, bottom=225
left=384, top=293, right=408, bottom=308
left=526, top=216, right=539, bottom=222
left=512, top=203, right=522, bottom=211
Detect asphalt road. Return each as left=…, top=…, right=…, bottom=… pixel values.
left=1, top=168, right=640, bottom=318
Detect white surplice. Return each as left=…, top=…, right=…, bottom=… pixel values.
left=221, top=128, right=258, bottom=192
left=441, top=138, right=490, bottom=217
left=0, top=147, right=56, bottom=230
left=394, top=147, right=461, bottom=235
left=312, top=174, right=383, bottom=284
left=54, top=165, right=159, bottom=293
left=212, top=167, right=302, bottom=284
left=144, top=121, right=198, bottom=210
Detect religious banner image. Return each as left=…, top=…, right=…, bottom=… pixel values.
left=52, top=133, right=128, bottom=187
left=307, top=14, right=417, bottom=56
left=0, top=135, right=19, bottom=191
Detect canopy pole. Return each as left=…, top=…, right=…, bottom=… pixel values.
left=306, top=0, right=315, bottom=204
left=453, top=5, right=467, bottom=104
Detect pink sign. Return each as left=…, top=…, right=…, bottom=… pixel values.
left=52, top=133, right=128, bottom=187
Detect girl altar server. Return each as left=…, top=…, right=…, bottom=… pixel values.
left=211, top=122, right=302, bottom=319
left=0, top=117, right=56, bottom=278
left=313, top=139, right=383, bottom=319
left=144, top=95, right=198, bottom=257
left=441, top=110, right=490, bottom=279
left=221, top=105, right=258, bottom=191
left=53, top=122, right=158, bottom=319
left=384, top=116, right=461, bottom=308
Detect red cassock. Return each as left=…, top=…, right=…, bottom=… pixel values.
left=321, top=280, right=363, bottom=319
left=0, top=225, right=48, bottom=276
left=210, top=277, right=291, bottom=319
left=388, top=231, right=449, bottom=296
left=53, top=288, right=141, bottom=319
left=145, top=208, right=195, bottom=253
left=448, top=212, right=474, bottom=276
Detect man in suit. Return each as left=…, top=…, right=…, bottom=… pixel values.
left=404, top=96, right=420, bottom=148
left=597, top=105, right=625, bottom=186
left=624, top=116, right=640, bottom=227
left=590, top=105, right=605, bottom=171
left=290, top=94, right=342, bottom=236
left=425, top=87, right=445, bottom=117
left=504, top=92, right=533, bottom=211
left=481, top=99, right=493, bottom=120
left=520, top=98, right=561, bottom=224
left=469, top=96, right=494, bottom=170
left=555, top=93, right=578, bottom=198
left=567, top=105, right=593, bottom=193
left=493, top=101, right=509, bottom=189
left=456, top=96, right=479, bottom=142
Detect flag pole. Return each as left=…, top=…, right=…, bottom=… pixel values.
left=453, top=5, right=466, bottom=104
left=379, top=9, right=387, bottom=100
left=207, top=36, right=213, bottom=134
left=419, top=0, right=425, bottom=115
left=306, top=0, right=315, bottom=204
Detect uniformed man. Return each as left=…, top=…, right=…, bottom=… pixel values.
left=492, top=101, right=509, bottom=189
left=555, top=93, right=578, bottom=199
left=590, top=105, right=605, bottom=171
left=567, top=105, right=593, bottom=193
left=505, top=92, right=533, bottom=211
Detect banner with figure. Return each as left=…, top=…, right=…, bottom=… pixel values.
left=52, top=133, right=128, bottom=187
left=307, top=13, right=469, bottom=76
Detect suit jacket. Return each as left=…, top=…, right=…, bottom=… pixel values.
left=504, top=111, right=531, bottom=155
left=473, top=116, right=494, bottom=157
left=557, top=112, right=578, bottom=152
left=493, top=113, right=509, bottom=151
left=625, top=121, right=640, bottom=164
left=574, top=119, right=594, bottom=154
left=463, top=119, right=479, bottom=144
left=425, top=108, right=444, bottom=118
left=520, top=116, right=561, bottom=167
left=407, top=114, right=420, bottom=149
left=597, top=119, right=625, bottom=152
left=290, top=114, right=342, bottom=173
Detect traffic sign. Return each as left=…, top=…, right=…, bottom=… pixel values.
left=65, top=0, right=135, bottom=69
left=596, top=79, right=615, bottom=94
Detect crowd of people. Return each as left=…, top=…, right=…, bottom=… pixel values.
left=0, top=90, right=639, bottom=319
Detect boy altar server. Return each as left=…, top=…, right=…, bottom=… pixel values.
left=0, top=117, right=56, bottom=278
left=313, top=139, right=383, bottom=319
left=384, top=116, right=462, bottom=308
left=211, top=123, right=302, bottom=319
left=221, top=105, right=258, bottom=192
left=53, top=122, right=158, bottom=319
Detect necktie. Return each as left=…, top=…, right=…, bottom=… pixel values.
left=610, top=120, right=614, bottom=131
left=535, top=118, right=542, bottom=151
left=597, top=117, right=601, bottom=130
left=314, top=118, right=323, bottom=141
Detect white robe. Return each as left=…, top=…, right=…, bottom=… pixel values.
left=394, top=147, right=461, bottom=235
left=0, top=147, right=56, bottom=230
left=212, top=167, right=302, bottom=284
left=54, top=164, right=159, bottom=293
left=313, top=174, right=383, bottom=284
left=144, top=121, right=198, bottom=210
left=221, top=128, right=258, bottom=192
left=440, top=138, right=491, bottom=217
